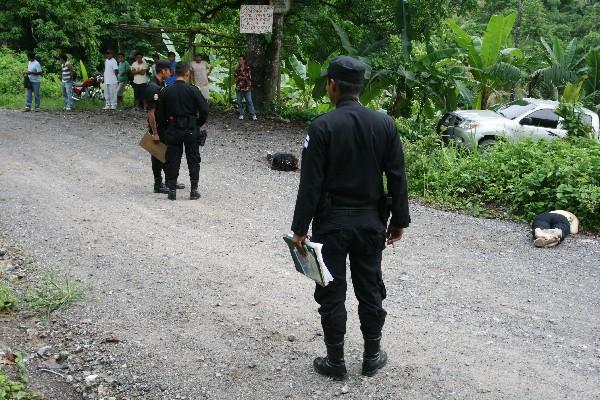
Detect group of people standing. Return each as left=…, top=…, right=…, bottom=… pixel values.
left=23, top=50, right=257, bottom=120
left=103, top=49, right=212, bottom=111
left=145, top=60, right=209, bottom=201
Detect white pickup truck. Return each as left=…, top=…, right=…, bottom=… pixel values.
left=437, top=98, right=600, bottom=147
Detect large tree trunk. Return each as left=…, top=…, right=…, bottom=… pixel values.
left=245, top=6, right=284, bottom=113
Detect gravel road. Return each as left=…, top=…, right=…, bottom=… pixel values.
left=0, top=108, right=599, bottom=400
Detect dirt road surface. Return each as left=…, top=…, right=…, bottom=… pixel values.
left=0, top=109, right=599, bottom=400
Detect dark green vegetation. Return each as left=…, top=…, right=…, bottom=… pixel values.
left=1, top=0, right=599, bottom=231
left=405, top=135, right=600, bottom=231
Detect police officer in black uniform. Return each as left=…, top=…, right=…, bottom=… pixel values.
left=157, top=61, right=209, bottom=200
left=145, top=60, right=187, bottom=194
left=290, top=56, right=410, bottom=379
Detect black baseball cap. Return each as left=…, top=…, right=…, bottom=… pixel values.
left=321, top=56, right=366, bottom=84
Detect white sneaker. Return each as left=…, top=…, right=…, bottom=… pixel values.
left=66, top=107, right=72, bottom=111
left=103, top=105, right=111, bottom=110
left=252, top=115, right=257, bottom=121
left=238, top=115, right=244, bottom=120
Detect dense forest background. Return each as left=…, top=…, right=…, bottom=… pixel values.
left=1, top=0, right=598, bottom=113
left=0, top=0, right=599, bottom=230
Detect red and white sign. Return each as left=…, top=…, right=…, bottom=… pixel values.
left=240, top=5, right=274, bottom=34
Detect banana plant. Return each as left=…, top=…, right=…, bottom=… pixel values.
left=529, top=37, right=585, bottom=100
left=284, top=54, right=323, bottom=108
left=581, top=47, right=600, bottom=113
left=447, top=13, right=523, bottom=109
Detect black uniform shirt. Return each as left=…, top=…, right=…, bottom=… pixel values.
left=145, top=77, right=162, bottom=132
left=157, top=80, right=209, bottom=128
left=291, top=97, right=410, bottom=236
left=145, top=77, right=162, bottom=111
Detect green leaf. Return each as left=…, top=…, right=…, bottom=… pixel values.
left=79, top=60, right=88, bottom=81
left=328, top=18, right=357, bottom=55
left=481, top=13, right=516, bottom=69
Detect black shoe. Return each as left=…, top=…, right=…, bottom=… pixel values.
left=362, top=337, right=387, bottom=377
left=168, top=189, right=176, bottom=200
left=313, top=342, right=347, bottom=380
left=176, top=182, right=185, bottom=189
left=153, top=182, right=169, bottom=194
left=190, top=189, right=201, bottom=200
left=190, top=180, right=200, bottom=200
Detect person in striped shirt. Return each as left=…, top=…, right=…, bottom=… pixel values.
left=59, top=54, right=75, bottom=111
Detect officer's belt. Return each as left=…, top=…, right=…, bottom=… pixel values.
left=167, top=115, right=197, bottom=130
left=331, top=195, right=378, bottom=210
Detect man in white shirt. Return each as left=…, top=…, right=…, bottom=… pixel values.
left=131, top=51, right=149, bottom=111
left=190, top=53, right=211, bottom=101
left=23, top=51, right=42, bottom=112
left=103, top=49, right=119, bottom=110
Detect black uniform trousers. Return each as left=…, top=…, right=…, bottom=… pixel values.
left=311, top=209, right=387, bottom=345
left=151, top=155, right=164, bottom=182
left=164, top=129, right=201, bottom=185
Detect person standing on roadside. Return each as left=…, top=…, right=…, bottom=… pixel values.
left=157, top=62, right=209, bottom=201
left=23, top=51, right=42, bottom=112
left=165, top=51, right=177, bottom=87
left=290, top=56, right=410, bottom=379
left=117, top=52, right=130, bottom=107
left=145, top=60, right=184, bottom=194
left=234, top=55, right=257, bottom=120
left=151, top=53, right=160, bottom=77
left=131, top=51, right=149, bottom=111
left=59, top=54, right=75, bottom=111
left=103, top=49, right=119, bottom=110
left=190, top=53, right=211, bottom=101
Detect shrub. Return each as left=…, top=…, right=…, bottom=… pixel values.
left=0, top=46, right=63, bottom=98
left=404, top=135, right=600, bottom=232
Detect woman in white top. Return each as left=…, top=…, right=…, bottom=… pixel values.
left=131, top=51, right=149, bottom=111
left=190, top=53, right=212, bottom=100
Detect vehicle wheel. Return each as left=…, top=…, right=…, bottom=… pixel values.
left=478, top=138, right=496, bottom=149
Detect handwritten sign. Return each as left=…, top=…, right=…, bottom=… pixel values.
left=240, top=5, right=274, bottom=34
left=270, top=0, right=291, bottom=14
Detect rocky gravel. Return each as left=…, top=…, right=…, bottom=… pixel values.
left=0, top=108, right=599, bottom=399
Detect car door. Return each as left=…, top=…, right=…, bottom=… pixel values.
left=516, top=108, right=564, bottom=140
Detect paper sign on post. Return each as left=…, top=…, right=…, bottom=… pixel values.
left=240, top=5, right=274, bottom=34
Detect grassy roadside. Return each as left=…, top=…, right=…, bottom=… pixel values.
left=1, top=245, right=85, bottom=399
left=0, top=90, right=135, bottom=112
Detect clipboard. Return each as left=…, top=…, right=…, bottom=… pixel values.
left=139, top=133, right=167, bottom=163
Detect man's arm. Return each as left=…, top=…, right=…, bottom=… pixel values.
left=291, top=123, right=327, bottom=237
left=384, top=118, right=410, bottom=243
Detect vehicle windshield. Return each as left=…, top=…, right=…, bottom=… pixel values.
left=496, top=100, right=536, bottom=120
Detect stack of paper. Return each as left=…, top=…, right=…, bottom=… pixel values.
left=283, top=234, right=333, bottom=287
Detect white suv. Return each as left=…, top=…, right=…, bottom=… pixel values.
left=437, top=98, right=600, bottom=146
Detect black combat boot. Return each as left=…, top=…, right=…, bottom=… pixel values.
left=362, top=336, right=387, bottom=377
left=153, top=179, right=169, bottom=194
left=190, top=180, right=201, bottom=200
left=313, top=342, right=347, bottom=380
left=166, top=180, right=176, bottom=201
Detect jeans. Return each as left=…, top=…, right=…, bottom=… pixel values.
left=104, top=83, right=118, bottom=107
left=61, top=81, right=74, bottom=109
left=25, top=81, right=41, bottom=109
left=236, top=90, right=256, bottom=116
